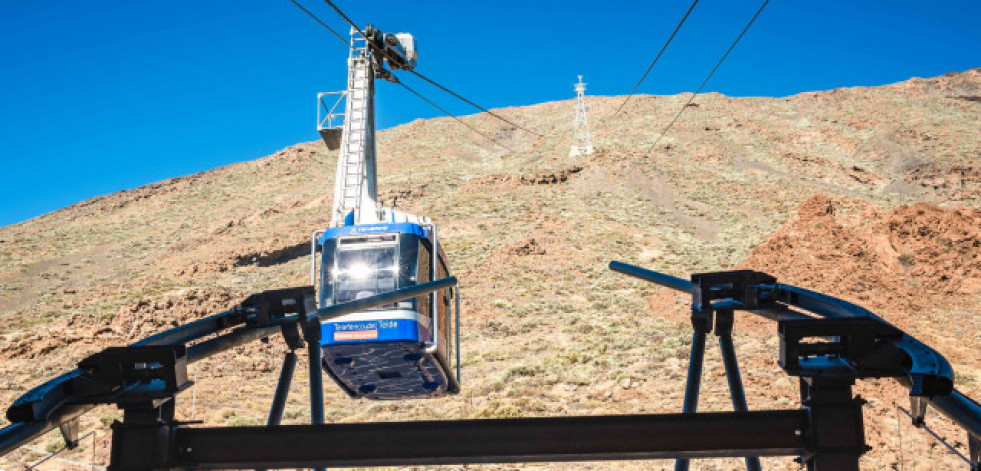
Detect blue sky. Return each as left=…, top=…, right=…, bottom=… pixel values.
left=1, top=0, right=978, bottom=226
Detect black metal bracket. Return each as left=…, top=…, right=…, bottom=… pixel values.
left=239, top=286, right=316, bottom=328
left=74, top=345, right=192, bottom=407
left=778, top=316, right=903, bottom=378
left=778, top=316, right=953, bottom=398
left=691, top=270, right=777, bottom=315
left=279, top=321, right=305, bottom=351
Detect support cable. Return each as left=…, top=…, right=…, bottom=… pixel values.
left=897, top=405, right=978, bottom=470
left=320, top=0, right=366, bottom=38
left=647, top=0, right=770, bottom=152
left=287, top=0, right=350, bottom=48
left=321, top=0, right=544, bottom=137
left=403, top=70, right=543, bottom=137
left=395, top=79, right=514, bottom=151
left=613, top=0, right=700, bottom=117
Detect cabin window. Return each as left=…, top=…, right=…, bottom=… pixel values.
left=436, top=256, right=450, bottom=351
left=395, top=234, right=419, bottom=310
left=319, top=238, right=338, bottom=308
left=333, top=244, right=398, bottom=307
left=417, top=240, right=432, bottom=318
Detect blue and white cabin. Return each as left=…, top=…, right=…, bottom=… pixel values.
left=315, top=222, right=459, bottom=399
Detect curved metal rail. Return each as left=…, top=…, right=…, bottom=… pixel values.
left=609, top=260, right=981, bottom=440
left=0, top=277, right=457, bottom=457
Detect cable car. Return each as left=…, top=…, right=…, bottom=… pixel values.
left=311, top=26, right=459, bottom=399
left=312, top=221, right=460, bottom=399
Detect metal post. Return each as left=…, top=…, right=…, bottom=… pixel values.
left=110, top=400, right=177, bottom=470
left=257, top=352, right=297, bottom=471
left=675, top=327, right=708, bottom=471
left=719, top=337, right=749, bottom=411
left=969, top=433, right=979, bottom=469
left=303, top=319, right=324, bottom=426
left=716, top=309, right=762, bottom=471
left=303, top=317, right=326, bottom=471
left=456, top=282, right=461, bottom=383
left=681, top=330, right=707, bottom=415
left=800, top=377, right=866, bottom=470
left=268, top=352, right=297, bottom=426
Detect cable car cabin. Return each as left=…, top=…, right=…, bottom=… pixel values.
left=315, top=222, right=460, bottom=399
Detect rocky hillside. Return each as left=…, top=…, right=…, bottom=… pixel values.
left=0, top=68, right=979, bottom=470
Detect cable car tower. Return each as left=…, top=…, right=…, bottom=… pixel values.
left=313, top=26, right=460, bottom=400
left=569, top=75, right=594, bottom=157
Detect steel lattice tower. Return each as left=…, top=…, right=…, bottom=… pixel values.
left=569, top=75, right=594, bottom=157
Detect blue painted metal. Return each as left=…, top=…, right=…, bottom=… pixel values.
left=317, top=222, right=428, bottom=244
left=323, top=317, right=425, bottom=344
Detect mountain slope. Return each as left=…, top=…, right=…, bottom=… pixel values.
left=1, top=68, right=979, bottom=469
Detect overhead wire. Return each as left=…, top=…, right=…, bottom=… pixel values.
left=402, top=70, right=543, bottom=137
left=613, top=0, right=700, bottom=117
left=320, top=0, right=366, bottom=38
left=394, top=79, right=514, bottom=151
left=286, top=0, right=513, bottom=150
left=25, top=431, right=96, bottom=470
left=320, top=0, right=544, bottom=137
left=287, top=0, right=350, bottom=48
left=647, top=0, right=771, bottom=152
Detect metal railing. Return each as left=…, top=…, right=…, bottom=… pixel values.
left=316, top=91, right=347, bottom=131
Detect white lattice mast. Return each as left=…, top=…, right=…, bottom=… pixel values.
left=570, top=75, right=594, bottom=157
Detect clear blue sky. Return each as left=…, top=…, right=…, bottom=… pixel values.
left=1, top=0, right=978, bottom=226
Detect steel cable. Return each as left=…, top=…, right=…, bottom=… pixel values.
left=613, top=0, right=700, bottom=117
left=648, top=0, right=771, bottom=152
left=287, top=0, right=350, bottom=48
left=395, top=79, right=514, bottom=151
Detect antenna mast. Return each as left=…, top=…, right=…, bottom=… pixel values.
left=569, top=75, right=594, bottom=157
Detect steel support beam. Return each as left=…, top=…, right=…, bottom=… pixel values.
left=716, top=309, right=762, bottom=471
left=165, top=410, right=808, bottom=469
left=267, top=352, right=297, bottom=427
left=799, top=378, right=867, bottom=471
left=675, top=328, right=707, bottom=471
